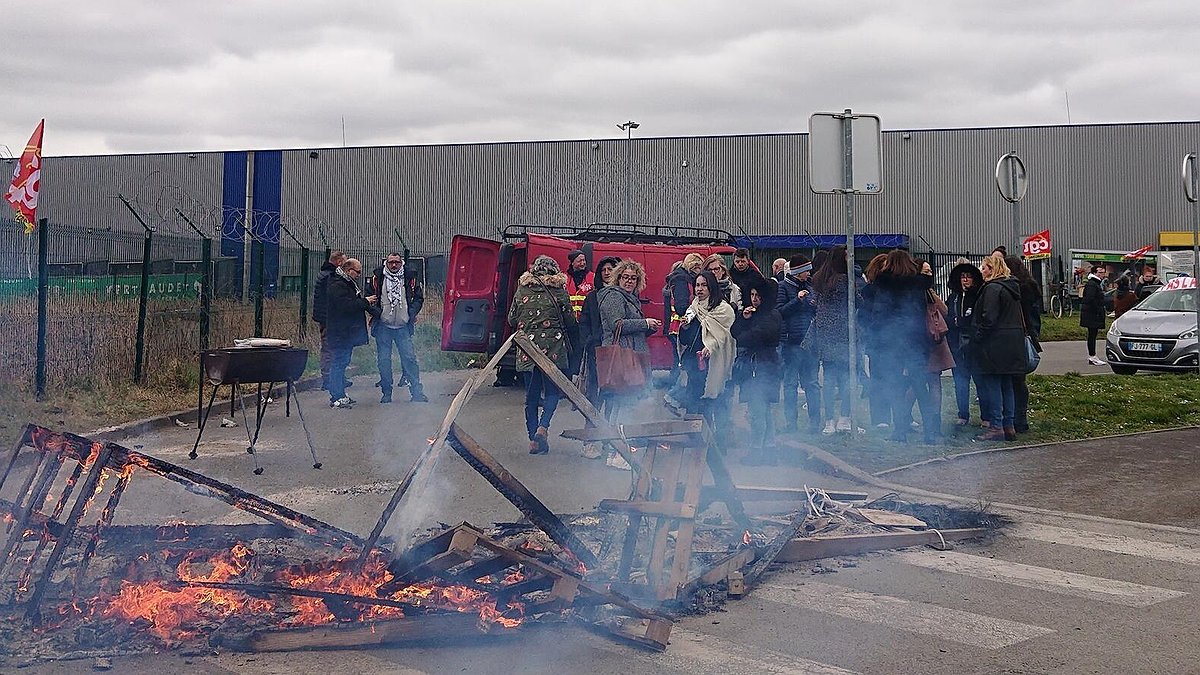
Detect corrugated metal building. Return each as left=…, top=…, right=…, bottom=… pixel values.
left=29, top=120, right=1200, bottom=278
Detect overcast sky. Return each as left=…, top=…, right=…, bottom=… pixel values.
left=5, top=1, right=1199, bottom=157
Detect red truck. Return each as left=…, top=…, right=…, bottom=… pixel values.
left=441, top=224, right=736, bottom=384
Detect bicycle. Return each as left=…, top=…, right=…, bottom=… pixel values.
left=1048, top=281, right=1075, bottom=319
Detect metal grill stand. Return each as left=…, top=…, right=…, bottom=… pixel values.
left=189, top=347, right=321, bottom=473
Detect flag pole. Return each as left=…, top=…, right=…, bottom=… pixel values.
left=35, top=217, right=48, bottom=400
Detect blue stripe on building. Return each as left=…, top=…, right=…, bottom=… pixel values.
left=221, top=151, right=247, bottom=297
left=251, top=150, right=282, bottom=298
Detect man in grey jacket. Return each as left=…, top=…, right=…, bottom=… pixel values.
left=369, top=252, right=427, bottom=403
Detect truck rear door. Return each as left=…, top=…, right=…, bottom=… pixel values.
left=442, top=235, right=500, bottom=352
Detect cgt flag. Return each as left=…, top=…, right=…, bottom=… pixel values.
left=4, top=119, right=44, bottom=235
left=1122, top=245, right=1153, bottom=260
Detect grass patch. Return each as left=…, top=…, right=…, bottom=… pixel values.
left=1039, top=313, right=1111, bottom=341
left=795, top=372, right=1200, bottom=474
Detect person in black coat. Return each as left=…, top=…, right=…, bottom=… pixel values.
left=731, top=276, right=782, bottom=464
left=777, top=254, right=821, bottom=433
left=969, top=254, right=1026, bottom=441
left=1079, top=264, right=1108, bottom=365
left=870, top=249, right=936, bottom=443
left=325, top=258, right=376, bottom=407
left=946, top=261, right=985, bottom=426
left=578, top=256, right=620, bottom=407
left=312, top=249, right=346, bottom=389
left=1005, top=255, right=1043, bottom=432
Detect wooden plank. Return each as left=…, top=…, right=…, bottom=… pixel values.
left=678, top=547, right=756, bottom=598
left=700, top=485, right=869, bottom=505
left=560, top=419, right=704, bottom=442
left=666, top=444, right=708, bottom=600
left=392, top=530, right=479, bottom=583
left=697, top=424, right=752, bottom=533
left=225, top=613, right=496, bottom=652
left=856, top=508, right=928, bottom=528
left=776, top=528, right=989, bottom=562
left=0, top=425, right=34, bottom=492
left=358, top=333, right=518, bottom=565
left=598, top=499, right=696, bottom=520
left=511, top=332, right=637, bottom=469
left=447, top=424, right=599, bottom=569
left=646, top=447, right=682, bottom=592
left=618, top=442, right=657, bottom=581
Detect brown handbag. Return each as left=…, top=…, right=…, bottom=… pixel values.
left=595, top=320, right=650, bottom=394
left=926, top=290, right=956, bottom=372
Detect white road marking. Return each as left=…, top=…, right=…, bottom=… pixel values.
left=588, top=626, right=858, bottom=674
left=1009, top=522, right=1200, bottom=566
left=758, top=581, right=1054, bottom=650
left=892, top=549, right=1187, bottom=607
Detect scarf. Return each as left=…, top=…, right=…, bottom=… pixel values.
left=380, top=265, right=409, bottom=327
left=335, top=267, right=361, bottom=295
left=689, top=297, right=736, bottom=398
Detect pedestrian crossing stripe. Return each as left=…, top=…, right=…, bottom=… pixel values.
left=1009, top=522, right=1200, bottom=566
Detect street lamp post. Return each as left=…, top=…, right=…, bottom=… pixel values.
left=618, top=120, right=639, bottom=223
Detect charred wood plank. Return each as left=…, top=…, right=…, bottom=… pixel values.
left=776, top=528, right=988, bottom=562
left=598, top=500, right=696, bottom=520
left=0, top=425, right=34, bottom=492
left=388, top=528, right=479, bottom=585
left=444, top=554, right=518, bottom=585
left=739, top=512, right=809, bottom=594
left=0, top=447, right=64, bottom=581
left=25, top=443, right=115, bottom=620
left=699, top=485, right=869, bottom=507
left=677, top=548, right=756, bottom=599
left=222, top=612, right=498, bottom=652
left=446, top=424, right=598, bottom=570
left=74, top=466, right=134, bottom=590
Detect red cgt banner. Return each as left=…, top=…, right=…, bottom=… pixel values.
left=4, top=119, right=44, bottom=235
left=1022, top=229, right=1052, bottom=260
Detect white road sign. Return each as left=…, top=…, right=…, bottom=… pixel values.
left=808, top=112, right=883, bottom=194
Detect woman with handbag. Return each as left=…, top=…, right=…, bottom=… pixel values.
left=970, top=253, right=1027, bottom=441
left=731, top=277, right=782, bottom=464
left=597, top=260, right=662, bottom=423
left=680, top=270, right=737, bottom=445
left=507, top=255, right=578, bottom=455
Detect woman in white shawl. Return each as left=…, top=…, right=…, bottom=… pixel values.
left=679, top=270, right=737, bottom=445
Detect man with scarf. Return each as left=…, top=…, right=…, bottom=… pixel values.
left=369, top=252, right=427, bottom=403
left=564, top=249, right=594, bottom=322
left=326, top=258, right=376, bottom=408
left=777, top=254, right=821, bottom=433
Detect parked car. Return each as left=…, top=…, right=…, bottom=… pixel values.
left=441, top=224, right=736, bottom=384
left=1105, top=279, right=1199, bottom=374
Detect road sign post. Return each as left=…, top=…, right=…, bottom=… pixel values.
left=809, top=110, right=883, bottom=433
left=1182, top=152, right=1200, bottom=374
left=995, top=152, right=1029, bottom=254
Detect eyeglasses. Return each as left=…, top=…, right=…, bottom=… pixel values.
left=619, top=274, right=639, bottom=281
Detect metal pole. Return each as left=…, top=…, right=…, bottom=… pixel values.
left=299, top=246, right=310, bottom=339
left=1191, top=152, right=1199, bottom=374
left=254, top=239, right=265, bottom=337
left=34, top=218, right=48, bottom=401
left=134, top=231, right=153, bottom=384
left=200, top=236, right=212, bottom=351
left=841, top=109, right=858, bottom=432
left=625, top=126, right=632, bottom=223
left=1009, top=153, right=1022, bottom=252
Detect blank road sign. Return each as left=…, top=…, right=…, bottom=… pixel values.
left=808, top=112, right=883, bottom=194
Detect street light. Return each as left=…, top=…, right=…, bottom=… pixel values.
left=618, top=120, right=639, bottom=223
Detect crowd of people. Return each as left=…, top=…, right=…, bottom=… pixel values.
left=313, top=243, right=1048, bottom=464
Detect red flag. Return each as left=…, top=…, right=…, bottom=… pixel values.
left=4, top=119, right=44, bottom=235
left=1122, top=245, right=1152, bottom=260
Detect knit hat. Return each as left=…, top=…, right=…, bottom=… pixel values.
left=531, top=255, right=561, bottom=277
left=787, top=261, right=813, bottom=277
left=566, top=249, right=586, bottom=264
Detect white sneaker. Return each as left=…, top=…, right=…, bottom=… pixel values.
left=910, top=420, right=921, bottom=429
left=1088, top=356, right=1107, bottom=366
left=875, top=422, right=890, bottom=429
left=663, top=393, right=681, bottom=409
left=822, top=420, right=837, bottom=435
left=836, top=416, right=852, bottom=432
left=580, top=443, right=603, bottom=459
left=330, top=396, right=353, bottom=409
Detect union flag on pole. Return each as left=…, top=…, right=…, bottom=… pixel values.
left=4, top=119, right=44, bottom=235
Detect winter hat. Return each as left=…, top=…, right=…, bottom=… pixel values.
left=531, top=255, right=561, bottom=277
left=787, top=261, right=813, bottom=277
left=566, top=249, right=586, bottom=264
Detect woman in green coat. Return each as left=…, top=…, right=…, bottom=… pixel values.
left=508, top=255, right=578, bottom=454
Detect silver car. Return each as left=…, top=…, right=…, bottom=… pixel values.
left=1105, top=287, right=1199, bottom=374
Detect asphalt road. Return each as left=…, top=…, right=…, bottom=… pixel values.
left=12, top=367, right=1200, bottom=674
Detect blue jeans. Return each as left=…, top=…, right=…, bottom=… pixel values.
left=821, top=360, right=851, bottom=419
left=978, top=373, right=1016, bottom=429
left=375, top=324, right=423, bottom=397
left=329, top=345, right=353, bottom=402
left=951, top=365, right=974, bottom=421
left=781, top=344, right=821, bottom=430
left=523, top=370, right=561, bottom=440
left=745, top=385, right=776, bottom=452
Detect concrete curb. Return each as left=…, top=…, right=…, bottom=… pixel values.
left=874, top=424, right=1200, bottom=477
left=86, top=370, right=348, bottom=442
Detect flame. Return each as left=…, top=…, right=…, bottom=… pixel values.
left=742, top=530, right=752, bottom=546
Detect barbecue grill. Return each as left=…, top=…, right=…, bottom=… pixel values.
left=191, top=347, right=322, bottom=473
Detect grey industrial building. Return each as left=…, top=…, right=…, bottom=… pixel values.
left=12, top=120, right=1200, bottom=289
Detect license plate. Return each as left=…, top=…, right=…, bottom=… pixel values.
left=1128, top=342, right=1161, bottom=352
